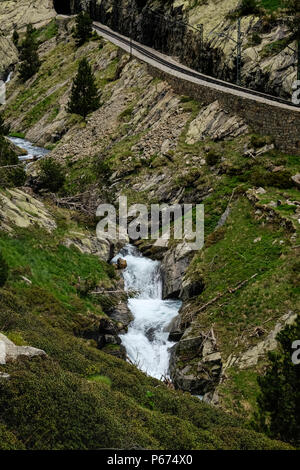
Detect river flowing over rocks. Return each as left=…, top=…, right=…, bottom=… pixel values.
left=113, top=245, right=182, bottom=379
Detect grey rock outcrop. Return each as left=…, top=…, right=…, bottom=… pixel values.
left=165, top=315, right=184, bottom=342
left=108, top=303, right=133, bottom=331
left=97, top=317, right=127, bottom=359
left=179, top=277, right=205, bottom=301
left=169, top=328, right=222, bottom=395
left=224, top=311, right=297, bottom=370
left=0, top=188, right=57, bottom=233
left=0, top=333, right=46, bottom=365
left=186, top=101, right=248, bottom=144
left=161, top=242, right=193, bottom=299
left=62, top=232, right=113, bottom=262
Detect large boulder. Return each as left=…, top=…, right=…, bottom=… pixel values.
left=0, top=333, right=46, bottom=365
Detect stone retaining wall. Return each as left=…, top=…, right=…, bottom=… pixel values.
left=147, top=64, right=300, bottom=156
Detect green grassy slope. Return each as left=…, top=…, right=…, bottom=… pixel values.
left=0, top=205, right=292, bottom=450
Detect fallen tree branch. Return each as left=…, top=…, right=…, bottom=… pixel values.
left=0, top=163, right=24, bottom=168
left=90, top=289, right=125, bottom=294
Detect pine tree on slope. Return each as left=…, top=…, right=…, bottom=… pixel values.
left=67, top=58, right=100, bottom=119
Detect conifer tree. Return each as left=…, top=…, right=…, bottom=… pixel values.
left=0, top=250, right=8, bottom=288
left=0, top=112, right=10, bottom=136
left=0, top=112, right=25, bottom=187
left=19, top=24, right=40, bottom=82
left=67, top=58, right=100, bottom=119
left=12, top=28, right=19, bottom=48
left=255, top=312, right=300, bottom=447
left=74, top=11, right=93, bottom=47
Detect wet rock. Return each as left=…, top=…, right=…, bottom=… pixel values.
left=108, top=303, right=133, bottom=330
left=117, top=258, right=127, bottom=269
left=145, top=327, right=156, bottom=342
left=165, top=315, right=184, bottom=342
left=179, top=278, right=205, bottom=301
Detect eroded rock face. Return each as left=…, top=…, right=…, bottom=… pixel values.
left=0, top=0, right=55, bottom=34
left=0, top=35, right=17, bottom=80
left=0, top=188, right=57, bottom=233
left=186, top=101, right=248, bottom=145
left=0, top=333, right=46, bottom=365
left=165, top=315, right=184, bottom=342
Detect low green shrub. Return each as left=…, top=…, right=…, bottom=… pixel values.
left=249, top=168, right=293, bottom=189
left=250, top=134, right=273, bottom=149
left=39, top=157, right=65, bottom=193
left=0, top=136, right=26, bottom=188
left=0, top=250, right=8, bottom=287
left=206, top=150, right=221, bottom=166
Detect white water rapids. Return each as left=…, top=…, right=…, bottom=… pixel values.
left=8, top=137, right=50, bottom=162
left=112, top=245, right=181, bottom=379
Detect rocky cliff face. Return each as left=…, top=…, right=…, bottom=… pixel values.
left=0, top=0, right=296, bottom=97
left=0, top=35, right=17, bottom=80
left=0, top=0, right=55, bottom=79
left=68, top=0, right=297, bottom=98
left=0, top=0, right=55, bottom=34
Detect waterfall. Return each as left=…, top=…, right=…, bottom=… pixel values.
left=112, top=245, right=181, bottom=379
left=5, top=72, right=12, bottom=83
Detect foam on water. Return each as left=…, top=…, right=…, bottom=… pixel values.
left=113, top=245, right=181, bottom=379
